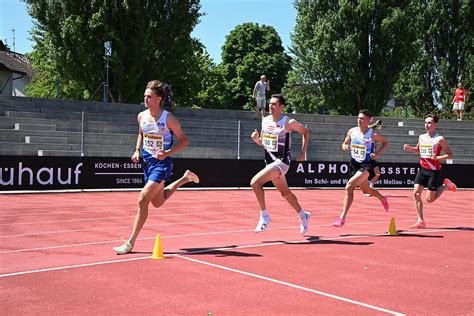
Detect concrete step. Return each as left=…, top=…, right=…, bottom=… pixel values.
left=13, top=123, right=57, bottom=132
left=38, top=150, right=83, bottom=157
left=25, top=136, right=69, bottom=144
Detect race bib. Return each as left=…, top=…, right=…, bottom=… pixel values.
left=262, top=133, right=278, bottom=152
left=351, top=144, right=366, bottom=161
left=419, top=144, right=433, bottom=158
left=143, top=133, right=163, bottom=155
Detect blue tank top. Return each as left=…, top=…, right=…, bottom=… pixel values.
left=140, top=110, right=173, bottom=163
left=350, top=128, right=374, bottom=163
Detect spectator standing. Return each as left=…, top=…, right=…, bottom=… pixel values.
left=253, top=75, right=270, bottom=119
left=451, top=82, right=468, bottom=121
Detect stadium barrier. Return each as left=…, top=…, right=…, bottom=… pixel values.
left=1, top=156, right=472, bottom=191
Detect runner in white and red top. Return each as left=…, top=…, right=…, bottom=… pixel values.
left=451, top=82, right=468, bottom=121
left=403, top=113, right=457, bottom=229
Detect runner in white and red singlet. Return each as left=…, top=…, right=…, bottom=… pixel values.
left=403, top=113, right=457, bottom=229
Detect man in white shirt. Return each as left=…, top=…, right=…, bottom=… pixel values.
left=253, top=74, right=270, bottom=119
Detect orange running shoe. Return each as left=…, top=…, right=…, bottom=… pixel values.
left=443, top=178, right=457, bottom=192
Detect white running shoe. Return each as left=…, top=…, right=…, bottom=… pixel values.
left=299, top=211, right=311, bottom=234
left=184, top=170, right=200, bottom=183
left=113, top=241, right=133, bottom=255
left=254, top=213, right=271, bottom=233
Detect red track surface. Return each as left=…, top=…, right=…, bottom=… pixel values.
left=1, top=189, right=473, bottom=315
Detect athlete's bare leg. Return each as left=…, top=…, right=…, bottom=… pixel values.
left=150, top=170, right=199, bottom=208
left=272, top=174, right=302, bottom=213
left=250, top=164, right=280, bottom=211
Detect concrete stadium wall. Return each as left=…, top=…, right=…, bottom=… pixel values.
left=1, top=96, right=473, bottom=165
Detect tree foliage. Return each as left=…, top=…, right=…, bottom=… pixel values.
left=191, top=51, right=228, bottom=109
left=287, top=0, right=418, bottom=115
left=219, top=23, right=291, bottom=110
left=394, top=0, right=473, bottom=116
left=25, top=0, right=202, bottom=104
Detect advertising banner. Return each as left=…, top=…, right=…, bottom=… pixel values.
left=0, top=156, right=472, bottom=191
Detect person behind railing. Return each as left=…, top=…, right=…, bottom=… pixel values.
left=451, top=82, right=468, bottom=121
left=252, top=74, right=270, bottom=120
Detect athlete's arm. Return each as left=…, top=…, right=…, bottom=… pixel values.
left=131, top=113, right=143, bottom=163
left=251, top=129, right=262, bottom=146
left=372, top=132, right=388, bottom=159
left=287, top=119, right=309, bottom=161
left=157, top=114, right=189, bottom=160
left=436, top=137, right=453, bottom=160
left=342, top=129, right=352, bottom=152
left=403, top=143, right=419, bottom=154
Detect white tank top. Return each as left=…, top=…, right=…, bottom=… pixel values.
left=140, top=110, right=173, bottom=161
left=261, top=115, right=291, bottom=164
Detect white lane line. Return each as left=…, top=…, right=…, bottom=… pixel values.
left=0, top=228, right=464, bottom=277
left=0, top=208, right=308, bottom=226
left=0, top=222, right=468, bottom=254
left=0, top=205, right=240, bottom=217
left=0, top=226, right=294, bottom=254
left=174, top=254, right=405, bottom=316
left=0, top=256, right=150, bottom=278
left=0, top=216, right=268, bottom=238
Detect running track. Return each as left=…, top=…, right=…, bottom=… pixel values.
left=1, top=189, right=473, bottom=315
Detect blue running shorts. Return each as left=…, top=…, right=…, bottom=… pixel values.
left=143, top=158, right=173, bottom=183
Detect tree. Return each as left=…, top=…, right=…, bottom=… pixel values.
left=220, top=23, right=291, bottom=110
left=190, top=49, right=228, bottom=109
left=25, top=0, right=202, bottom=104
left=394, top=0, right=473, bottom=116
left=287, top=0, right=418, bottom=115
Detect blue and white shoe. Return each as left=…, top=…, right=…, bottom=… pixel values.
left=299, top=211, right=311, bottom=234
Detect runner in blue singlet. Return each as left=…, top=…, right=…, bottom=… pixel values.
left=332, top=109, right=390, bottom=228
left=113, top=80, right=199, bottom=255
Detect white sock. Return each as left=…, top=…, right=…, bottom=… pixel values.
left=261, top=210, right=269, bottom=217
left=299, top=209, right=306, bottom=218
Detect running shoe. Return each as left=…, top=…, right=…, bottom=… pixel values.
left=409, top=221, right=426, bottom=229
left=332, top=217, right=345, bottom=227
left=113, top=241, right=133, bottom=255
left=299, top=211, right=311, bottom=234
left=443, top=178, right=457, bottom=192
left=381, top=195, right=389, bottom=212
left=184, top=170, right=200, bottom=183
left=255, top=213, right=271, bottom=233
